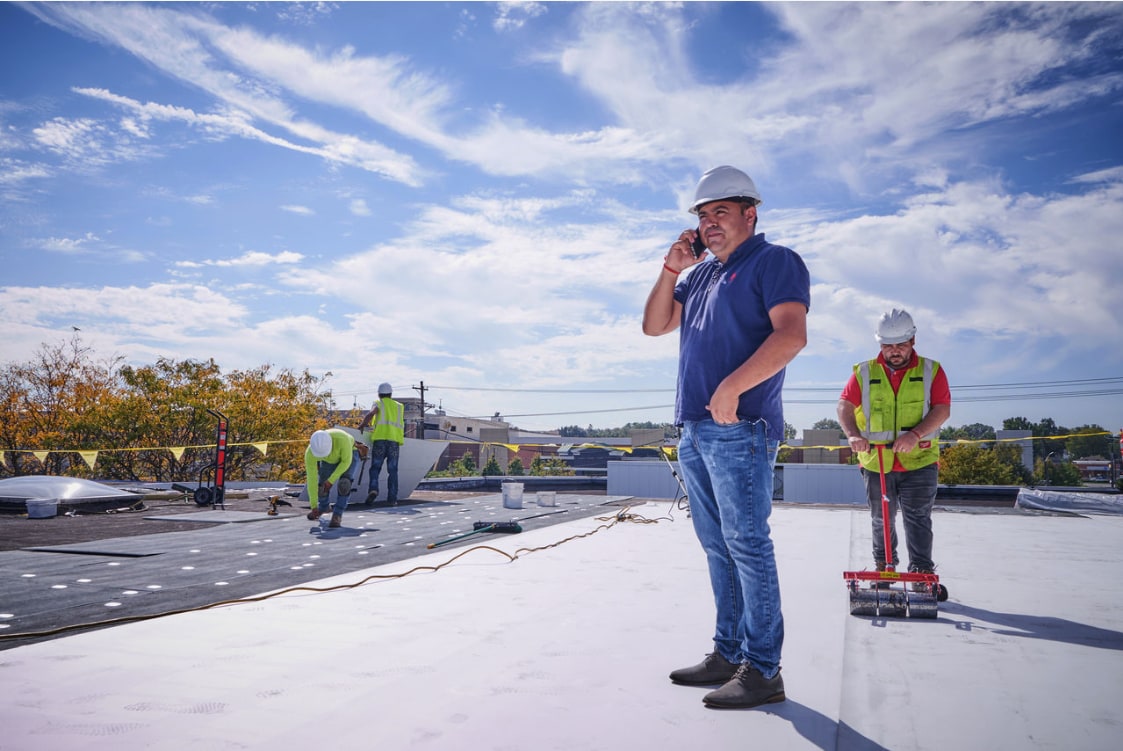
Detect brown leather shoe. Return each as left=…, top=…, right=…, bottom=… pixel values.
left=329, top=513, right=342, bottom=528
left=703, top=664, right=785, bottom=709
left=669, top=652, right=739, bottom=686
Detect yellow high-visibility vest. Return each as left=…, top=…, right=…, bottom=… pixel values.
left=368, top=397, right=405, bottom=444
left=853, top=357, right=940, bottom=472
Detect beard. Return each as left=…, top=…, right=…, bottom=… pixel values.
left=884, top=350, right=911, bottom=369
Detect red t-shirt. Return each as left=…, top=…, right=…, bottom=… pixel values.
left=840, top=352, right=951, bottom=470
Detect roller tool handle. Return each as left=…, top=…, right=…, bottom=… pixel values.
left=472, top=521, right=523, bottom=533
left=427, top=520, right=524, bottom=549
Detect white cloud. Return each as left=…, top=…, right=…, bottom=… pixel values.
left=494, top=2, right=547, bottom=32
left=780, top=174, right=1123, bottom=381
left=0, top=157, right=52, bottom=186
left=176, top=250, right=304, bottom=269
left=39, top=232, right=101, bottom=253
left=281, top=204, right=314, bottom=215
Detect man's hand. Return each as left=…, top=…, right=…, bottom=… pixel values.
left=665, top=229, right=705, bottom=273
left=319, top=480, right=333, bottom=497
left=705, top=381, right=741, bottom=425
left=893, top=430, right=922, bottom=454
left=357, top=443, right=369, bottom=460
left=846, top=435, right=870, bottom=453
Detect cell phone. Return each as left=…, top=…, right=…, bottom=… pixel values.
left=691, top=229, right=706, bottom=258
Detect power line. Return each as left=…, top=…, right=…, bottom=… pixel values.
left=333, top=376, right=1123, bottom=421
left=429, top=375, right=1123, bottom=395
left=428, top=385, right=672, bottom=393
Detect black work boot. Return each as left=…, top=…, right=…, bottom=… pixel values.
left=703, top=664, right=786, bottom=709
left=669, top=652, right=739, bottom=686
left=329, top=513, right=342, bottom=528
left=364, top=490, right=378, bottom=508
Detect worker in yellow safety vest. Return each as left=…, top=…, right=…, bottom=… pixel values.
left=837, top=309, right=952, bottom=578
left=359, top=382, right=406, bottom=506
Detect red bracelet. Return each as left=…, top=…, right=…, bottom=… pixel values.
left=663, top=263, right=679, bottom=275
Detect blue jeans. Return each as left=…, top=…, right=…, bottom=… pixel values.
left=368, top=440, right=401, bottom=502
left=862, top=463, right=938, bottom=571
left=317, top=449, right=360, bottom=514
left=678, top=418, right=783, bottom=678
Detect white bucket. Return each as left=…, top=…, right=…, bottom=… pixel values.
left=537, top=490, right=556, bottom=507
left=26, top=499, right=58, bottom=519
left=501, top=482, right=524, bottom=509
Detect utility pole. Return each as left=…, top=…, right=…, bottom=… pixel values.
left=413, top=381, right=427, bottom=439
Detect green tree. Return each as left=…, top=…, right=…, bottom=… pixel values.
left=1032, top=417, right=1069, bottom=462
left=507, top=457, right=525, bottom=476
left=1035, top=456, right=1082, bottom=487
left=0, top=337, right=121, bottom=477
left=1, top=338, right=328, bottom=482
left=994, top=444, right=1032, bottom=485
left=940, top=423, right=996, bottom=442
left=1002, top=417, right=1071, bottom=462
left=88, top=357, right=226, bottom=482
left=530, top=456, right=573, bottom=476
left=85, top=358, right=324, bottom=483
left=939, top=444, right=1020, bottom=485
left=481, top=456, right=503, bottom=476
left=1066, top=425, right=1111, bottom=459
left=558, top=421, right=676, bottom=439
left=812, top=418, right=842, bottom=433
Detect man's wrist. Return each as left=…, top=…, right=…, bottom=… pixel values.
left=662, top=263, right=679, bottom=276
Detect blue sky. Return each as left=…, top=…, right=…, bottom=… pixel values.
left=2, top=2, right=1122, bottom=436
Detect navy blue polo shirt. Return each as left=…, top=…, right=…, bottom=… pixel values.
left=673, top=233, right=810, bottom=440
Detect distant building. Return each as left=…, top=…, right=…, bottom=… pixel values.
left=1073, top=459, right=1112, bottom=483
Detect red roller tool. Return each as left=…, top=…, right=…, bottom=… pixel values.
left=843, top=444, right=947, bottom=619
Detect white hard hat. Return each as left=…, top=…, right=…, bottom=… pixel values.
left=378, top=382, right=392, bottom=396
left=690, top=166, right=762, bottom=214
left=309, top=430, right=333, bottom=458
left=875, top=308, right=917, bottom=345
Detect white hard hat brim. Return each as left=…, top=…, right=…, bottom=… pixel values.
left=689, top=196, right=761, bottom=214
left=876, top=331, right=916, bottom=345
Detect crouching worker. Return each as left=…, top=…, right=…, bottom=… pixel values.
left=305, top=428, right=360, bottom=528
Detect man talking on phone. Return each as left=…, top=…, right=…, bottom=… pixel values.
left=642, top=166, right=810, bottom=709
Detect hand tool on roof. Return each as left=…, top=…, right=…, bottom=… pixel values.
left=427, top=521, right=523, bottom=549
left=426, top=507, right=569, bottom=549
left=842, top=444, right=948, bottom=619
left=266, top=495, right=293, bottom=516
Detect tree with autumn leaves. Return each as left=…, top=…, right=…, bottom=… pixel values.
left=0, top=337, right=340, bottom=483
